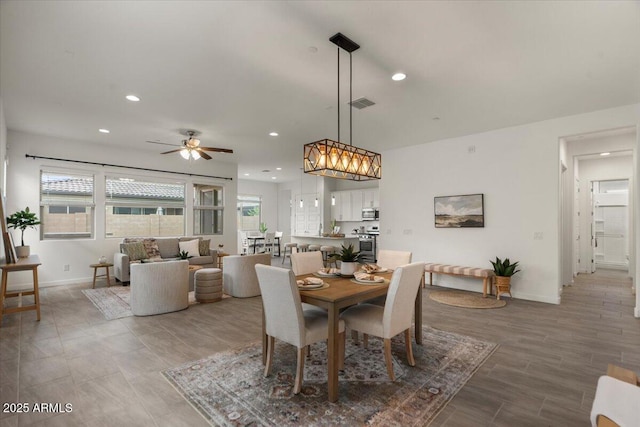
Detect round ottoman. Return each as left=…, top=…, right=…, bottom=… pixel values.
left=195, top=268, right=223, bottom=303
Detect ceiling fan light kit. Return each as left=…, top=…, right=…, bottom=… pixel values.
left=304, top=32, right=381, bottom=181
left=157, top=130, right=233, bottom=161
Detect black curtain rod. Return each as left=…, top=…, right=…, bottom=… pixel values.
left=25, top=154, right=234, bottom=181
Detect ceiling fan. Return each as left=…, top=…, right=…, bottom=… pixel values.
left=147, top=130, right=233, bottom=160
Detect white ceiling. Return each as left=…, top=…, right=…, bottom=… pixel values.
left=1, top=1, right=639, bottom=182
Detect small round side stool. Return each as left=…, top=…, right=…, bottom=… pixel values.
left=195, top=268, right=223, bottom=303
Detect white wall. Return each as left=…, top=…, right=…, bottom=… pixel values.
left=0, top=99, right=6, bottom=261
left=6, top=130, right=238, bottom=287
left=381, top=103, right=640, bottom=306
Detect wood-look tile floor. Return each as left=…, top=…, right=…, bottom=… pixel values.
left=0, top=265, right=638, bottom=426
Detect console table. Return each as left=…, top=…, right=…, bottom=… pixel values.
left=0, top=254, right=42, bottom=326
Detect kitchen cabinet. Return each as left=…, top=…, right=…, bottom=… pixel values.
left=331, top=188, right=379, bottom=221
left=362, top=189, right=379, bottom=208
left=330, top=191, right=352, bottom=221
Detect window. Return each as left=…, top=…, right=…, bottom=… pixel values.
left=40, top=171, right=94, bottom=239
left=237, top=195, right=261, bottom=231
left=105, top=176, right=185, bottom=237
left=193, top=184, right=224, bottom=235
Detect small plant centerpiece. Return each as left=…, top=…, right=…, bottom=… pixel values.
left=329, top=243, right=362, bottom=276
left=259, top=222, right=268, bottom=234
left=490, top=257, right=520, bottom=299
left=6, top=207, right=41, bottom=258
left=177, top=250, right=193, bottom=260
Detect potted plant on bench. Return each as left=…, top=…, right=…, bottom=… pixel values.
left=490, top=257, right=520, bottom=300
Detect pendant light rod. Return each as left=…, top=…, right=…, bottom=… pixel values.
left=337, top=47, right=340, bottom=144
left=330, top=33, right=360, bottom=146
left=350, top=51, right=353, bottom=147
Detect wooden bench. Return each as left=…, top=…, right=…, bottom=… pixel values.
left=424, top=263, right=495, bottom=298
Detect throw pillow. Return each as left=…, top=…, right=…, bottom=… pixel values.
left=199, top=239, right=211, bottom=256
left=121, top=242, right=148, bottom=261
left=142, top=238, right=162, bottom=260
left=178, top=239, right=200, bottom=258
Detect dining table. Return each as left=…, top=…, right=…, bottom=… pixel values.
left=261, top=269, right=423, bottom=403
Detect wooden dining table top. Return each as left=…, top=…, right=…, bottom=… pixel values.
left=296, top=271, right=392, bottom=309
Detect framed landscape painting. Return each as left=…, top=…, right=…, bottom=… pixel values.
left=434, top=194, right=484, bottom=228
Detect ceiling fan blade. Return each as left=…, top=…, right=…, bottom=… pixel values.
left=160, top=149, right=183, bottom=154
left=146, top=140, right=179, bottom=147
left=198, top=150, right=212, bottom=160
left=199, top=147, right=234, bottom=153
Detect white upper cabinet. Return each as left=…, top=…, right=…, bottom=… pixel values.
left=362, top=189, right=379, bottom=208
left=330, top=188, right=378, bottom=222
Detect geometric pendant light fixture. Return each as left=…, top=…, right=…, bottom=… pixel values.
left=304, top=33, right=382, bottom=181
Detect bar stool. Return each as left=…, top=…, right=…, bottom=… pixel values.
left=320, top=245, right=337, bottom=268
left=282, top=242, right=298, bottom=264
left=308, top=245, right=321, bottom=252
left=297, top=243, right=309, bottom=253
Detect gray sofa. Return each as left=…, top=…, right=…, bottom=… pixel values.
left=114, top=236, right=217, bottom=283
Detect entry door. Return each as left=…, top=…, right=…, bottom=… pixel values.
left=574, top=177, right=581, bottom=274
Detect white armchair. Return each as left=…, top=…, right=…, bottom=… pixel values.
left=222, top=253, right=271, bottom=297
left=130, top=260, right=189, bottom=316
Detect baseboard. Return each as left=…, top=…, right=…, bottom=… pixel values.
left=5, top=277, right=92, bottom=291
left=431, top=283, right=560, bottom=305
left=635, top=306, right=640, bottom=318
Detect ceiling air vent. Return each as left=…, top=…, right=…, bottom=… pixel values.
left=349, top=97, right=375, bottom=110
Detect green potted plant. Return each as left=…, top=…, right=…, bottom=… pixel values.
left=329, top=244, right=362, bottom=276
left=6, top=207, right=40, bottom=258
left=177, top=250, right=193, bottom=260
left=259, top=222, right=268, bottom=233
left=490, top=257, right=520, bottom=299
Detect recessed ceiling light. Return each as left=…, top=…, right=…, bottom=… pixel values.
left=392, top=73, right=406, bottom=81
left=125, top=95, right=140, bottom=102
left=262, top=169, right=270, bottom=173
left=271, top=177, right=277, bottom=180
left=600, top=152, right=611, bottom=156
left=244, top=173, right=250, bottom=176
left=276, top=167, right=282, bottom=170
left=98, top=128, right=110, bottom=134
left=269, top=132, right=279, bottom=137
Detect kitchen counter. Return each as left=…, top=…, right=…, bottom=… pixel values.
left=291, top=235, right=359, bottom=248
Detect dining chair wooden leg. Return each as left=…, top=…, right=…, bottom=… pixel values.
left=384, top=338, right=395, bottom=381
left=404, top=329, right=415, bottom=367
left=351, top=330, right=359, bottom=345
left=264, top=336, right=275, bottom=377
left=363, top=333, right=369, bottom=348
left=338, top=331, right=345, bottom=370
left=294, top=346, right=306, bottom=394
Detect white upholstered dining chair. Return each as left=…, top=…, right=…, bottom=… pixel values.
left=340, top=261, right=425, bottom=380
left=291, top=251, right=325, bottom=276
left=255, top=264, right=345, bottom=394
left=376, top=249, right=412, bottom=270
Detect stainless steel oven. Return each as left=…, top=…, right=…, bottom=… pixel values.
left=358, top=233, right=377, bottom=263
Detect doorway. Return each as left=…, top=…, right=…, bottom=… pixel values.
left=592, top=179, right=629, bottom=271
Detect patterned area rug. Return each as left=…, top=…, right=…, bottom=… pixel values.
left=429, top=289, right=507, bottom=309
left=82, top=286, right=132, bottom=320
left=163, top=326, right=497, bottom=426
left=82, top=286, right=215, bottom=320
